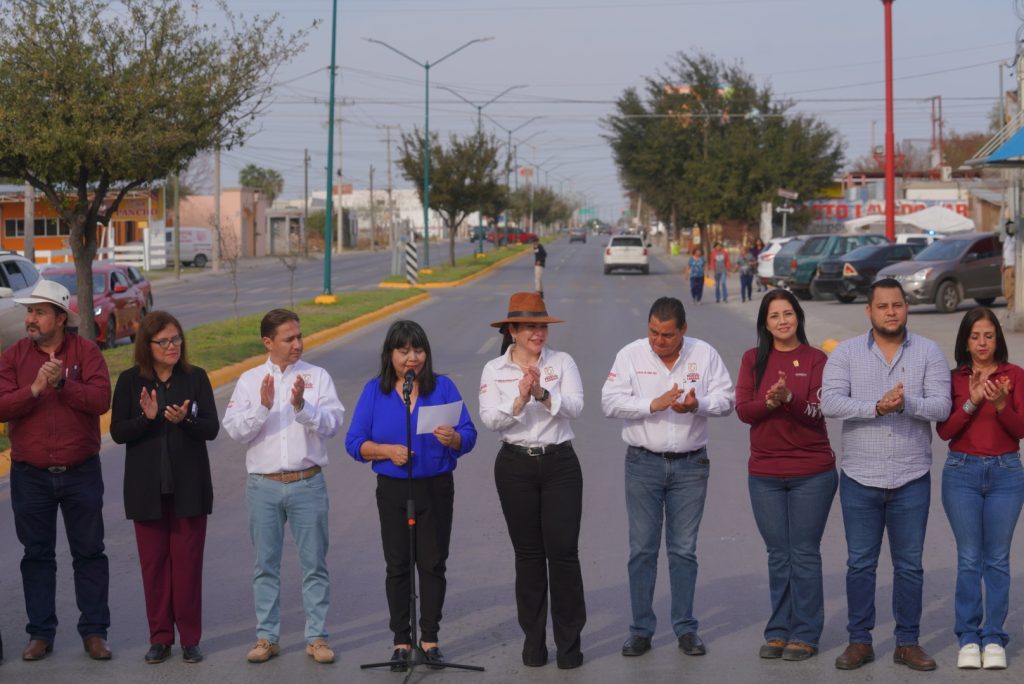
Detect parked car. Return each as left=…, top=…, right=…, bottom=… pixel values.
left=43, top=265, right=144, bottom=347
left=115, top=263, right=153, bottom=310
left=756, top=237, right=794, bottom=289
left=568, top=228, right=587, bottom=243
left=604, top=234, right=649, bottom=274
left=0, top=251, right=43, bottom=352
left=165, top=226, right=213, bottom=268
left=814, top=243, right=923, bottom=303
left=774, top=232, right=889, bottom=300
left=895, top=232, right=943, bottom=247
left=485, top=227, right=539, bottom=245
left=469, top=225, right=488, bottom=242
left=876, top=232, right=1003, bottom=313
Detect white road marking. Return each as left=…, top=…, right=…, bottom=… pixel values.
left=476, top=335, right=500, bottom=355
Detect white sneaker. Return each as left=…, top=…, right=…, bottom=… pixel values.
left=983, top=643, right=1007, bottom=670
left=957, top=643, right=981, bottom=669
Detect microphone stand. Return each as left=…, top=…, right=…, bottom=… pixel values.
left=360, top=376, right=484, bottom=680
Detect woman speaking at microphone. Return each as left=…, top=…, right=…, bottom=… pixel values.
left=345, top=320, right=477, bottom=671
left=478, top=292, right=586, bottom=670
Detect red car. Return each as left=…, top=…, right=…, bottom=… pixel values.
left=114, top=263, right=154, bottom=311
left=43, top=265, right=144, bottom=347
left=485, top=227, right=539, bottom=245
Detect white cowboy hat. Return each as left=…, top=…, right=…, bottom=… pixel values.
left=15, top=279, right=81, bottom=327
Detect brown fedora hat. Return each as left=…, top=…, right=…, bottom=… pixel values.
left=490, top=292, right=564, bottom=328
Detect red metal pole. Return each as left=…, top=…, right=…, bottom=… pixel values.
left=883, top=0, right=896, bottom=241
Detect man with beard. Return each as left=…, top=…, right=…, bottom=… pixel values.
left=821, top=278, right=951, bottom=672
left=0, top=280, right=112, bottom=661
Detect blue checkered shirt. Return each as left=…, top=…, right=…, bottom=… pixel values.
left=821, top=329, right=951, bottom=489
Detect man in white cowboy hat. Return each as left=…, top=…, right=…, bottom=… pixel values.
left=0, top=279, right=113, bottom=661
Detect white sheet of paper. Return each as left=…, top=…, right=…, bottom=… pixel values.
left=416, top=400, right=463, bottom=435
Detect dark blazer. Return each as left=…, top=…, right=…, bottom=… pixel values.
left=110, top=364, right=219, bottom=521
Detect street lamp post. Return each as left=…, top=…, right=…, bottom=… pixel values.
left=318, top=0, right=340, bottom=301
left=882, top=0, right=896, bottom=241
left=365, top=36, right=494, bottom=268
left=439, top=84, right=527, bottom=254
left=483, top=115, right=543, bottom=245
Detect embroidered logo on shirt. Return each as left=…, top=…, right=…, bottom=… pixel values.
left=793, top=360, right=800, bottom=368
left=544, top=367, right=558, bottom=383
left=686, top=372, right=700, bottom=383
left=637, top=370, right=658, bottom=376
left=479, top=384, right=488, bottom=394
left=496, top=378, right=518, bottom=383
left=607, top=371, right=617, bottom=380
left=301, top=373, right=313, bottom=389
left=688, top=363, right=698, bottom=372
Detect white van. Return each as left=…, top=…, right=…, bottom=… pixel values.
left=165, top=227, right=213, bottom=268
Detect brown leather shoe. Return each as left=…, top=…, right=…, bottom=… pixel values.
left=83, top=635, right=112, bottom=660
left=835, top=643, right=874, bottom=670
left=893, top=644, right=936, bottom=671
left=22, top=639, right=52, bottom=661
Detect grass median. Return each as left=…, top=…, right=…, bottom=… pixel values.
left=381, top=243, right=530, bottom=284
left=0, top=288, right=426, bottom=452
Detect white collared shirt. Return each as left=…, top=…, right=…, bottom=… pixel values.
left=478, top=345, right=583, bottom=447
left=222, top=357, right=345, bottom=474
left=601, top=336, right=734, bottom=453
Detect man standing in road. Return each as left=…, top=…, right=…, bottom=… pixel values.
left=223, top=309, right=345, bottom=665
left=821, top=278, right=951, bottom=672
left=533, top=241, right=547, bottom=298
left=1002, top=219, right=1015, bottom=317
left=0, top=280, right=113, bottom=662
left=601, top=296, right=734, bottom=659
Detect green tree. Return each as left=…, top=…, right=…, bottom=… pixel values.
left=603, top=51, right=843, bottom=233
left=507, top=186, right=574, bottom=228
left=239, top=164, right=285, bottom=205
left=398, top=129, right=505, bottom=266
left=0, top=0, right=307, bottom=340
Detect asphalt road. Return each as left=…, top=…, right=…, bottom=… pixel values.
left=144, top=240, right=480, bottom=332
left=0, top=239, right=1021, bottom=683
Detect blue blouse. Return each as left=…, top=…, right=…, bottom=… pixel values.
left=345, top=374, right=477, bottom=479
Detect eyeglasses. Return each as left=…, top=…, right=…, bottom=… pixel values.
left=151, top=336, right=183, bottom=349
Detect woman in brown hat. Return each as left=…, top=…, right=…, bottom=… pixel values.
left=478, top=292, right=586, bottom=670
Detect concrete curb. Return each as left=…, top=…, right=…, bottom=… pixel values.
left=0, top=291, right=432, bottom=477
left=378, top=247, right=531, bottom=289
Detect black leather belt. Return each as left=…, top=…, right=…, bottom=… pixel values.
left=502, top=441, right=573, bottom=457
left=30, top=455, right=98, bottom=474
left=636, top=446, right=705, bottom=461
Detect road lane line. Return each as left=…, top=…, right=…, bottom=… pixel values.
left=476, top=335, right=499, bottom=356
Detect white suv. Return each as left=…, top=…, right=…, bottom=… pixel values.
left=604, top=235, right=649, bottom=274
left=0, top=252, right=43, bottom=351
left=757, top=237, right=794, bottom=288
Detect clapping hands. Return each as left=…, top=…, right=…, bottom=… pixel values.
left=764, top=372, right=791, bottom=410
left=876, top=383, right=904, bottom=416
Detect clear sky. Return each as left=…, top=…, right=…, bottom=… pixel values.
left=217, top=0, right=1015, bottom=221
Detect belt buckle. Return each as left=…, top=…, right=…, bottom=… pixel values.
left=525, top=446, right=544, bottom=457
left=281, top=471, right=300, bottom=484
left=47, top=466, right=67, bottom=474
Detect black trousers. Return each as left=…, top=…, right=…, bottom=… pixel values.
left=376, top=473, right=454, bottom=645
left=494, top=444, right=586, bottom=661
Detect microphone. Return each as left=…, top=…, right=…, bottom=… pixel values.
left=403, top=369, right=415, bottom=398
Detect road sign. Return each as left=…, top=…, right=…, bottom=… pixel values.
left=777, top=188, right=799, bottom=201
left=775, top=205, right=795, bottom=214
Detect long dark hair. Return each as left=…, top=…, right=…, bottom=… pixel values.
left=134, top=311, right=191, bottom=380
left=953, top=306, right=1008, bottom=369
left=753, top=289, right=808, bottom=390
left=377, top=320, right=437, bottom=396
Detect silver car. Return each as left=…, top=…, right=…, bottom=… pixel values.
left=875, top=232, right=1002, bottom=313
left=0, top=252, right=43, bottom=351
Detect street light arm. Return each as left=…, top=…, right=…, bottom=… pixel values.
left=482, top=84, right=527, bottom=108
left=437, top=85, right=478, bottom=108
left=431, top=36, right=494, bottom=67
left=363, top=37, right=424, bottom=68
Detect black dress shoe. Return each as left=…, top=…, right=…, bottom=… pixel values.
left=678, top=632, right=706, bottom=655
left=621, top=635, right=652, bottom=657
left=557, top=652, right=584, bottom=669
left=420, top=645, right=445, bottom=670
left=389, top=647, right=410, bottom=672
left=522, top=645, right=548, bottom=667
left=182, top=645, right=203, bottom=663
left=145, top=643, right=172, bottom=664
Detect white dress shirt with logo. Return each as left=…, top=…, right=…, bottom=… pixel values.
left=222, top=358, right=345, bottom=474
left=602, top=336, right=735, bottom=453
left=478, top=345, right=583, bottom=447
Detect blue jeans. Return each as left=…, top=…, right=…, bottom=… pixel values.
left=941, top=451, right=1024, bottom=647
left=625, top=446, right=709, bottom=638
left=10, top=457, right=110, bottom=642
left=839, top=470, right=930, bottom=645
left=689, top=276, right=704, bottom=303
left=714, top=272, right=727, bottom=302
left=246, top=472, right=330, bottom=643
left=748, top=469, right=837, bottom=647
left=740, top=274, right=753, bottom=302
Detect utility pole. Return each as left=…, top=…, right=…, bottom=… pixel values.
left=213, top=147, right=221, bottom=272
left=881, top=0, right=896, bottom=241
left=23, top=182, right=34, bottom=262
left=369, top=164, right=376, bottom=252
left=302, top=148, right=310, bottom=256
left=173, top=174, right=181, bottom=279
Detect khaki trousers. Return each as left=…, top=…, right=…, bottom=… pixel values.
left=1003, top=265, right=1015, bottom=312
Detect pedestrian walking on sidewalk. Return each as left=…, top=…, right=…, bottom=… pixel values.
left=687, top=248, right=705, bottom=304
left=533, top=242, right=547, bottom=298
left=710, top=242, right=730, bottom=303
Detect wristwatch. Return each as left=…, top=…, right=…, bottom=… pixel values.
left=536, top=388, right=550, bottom=402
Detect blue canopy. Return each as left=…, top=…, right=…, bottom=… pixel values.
left=981, top=126, right=1024, bottom=165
